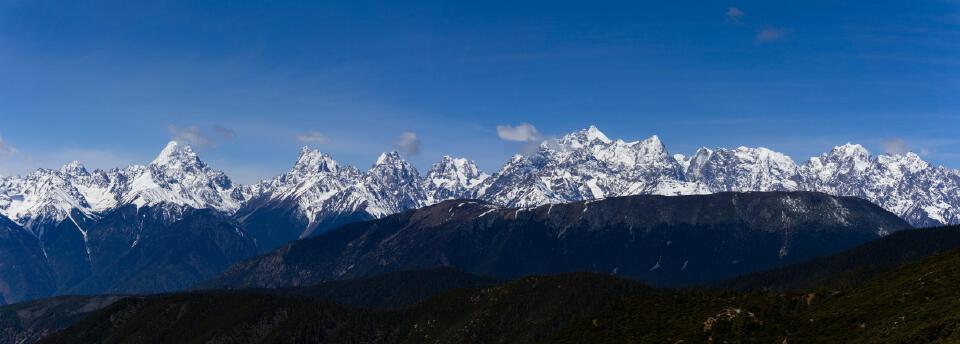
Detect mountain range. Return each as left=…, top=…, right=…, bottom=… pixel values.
left=0, top=126, right=957, bottom=304
left=2, top=126, right=955, bottom=240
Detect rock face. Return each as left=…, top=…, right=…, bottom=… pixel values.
left=204, top=192, right=909, bottom=289
left=0, top=205, right=258, bottom=304
left=0, top=215, right=56, bottom=303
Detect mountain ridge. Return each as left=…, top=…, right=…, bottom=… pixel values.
left=3, top=126, right=955, bottom=239
left=202, top=192, right=909, bottom=290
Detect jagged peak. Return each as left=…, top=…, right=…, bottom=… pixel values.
left=731, top=146, right=796, bottom=165
left=878, top=151, right=929, bottom=171
left=371, top=151, right=421, bottom=179
left=59, top=161, right=88, bottom=175
left=151, top=141, right=202, bottom=167
left=428, top=155, right=485, bottom=179
left=293, top=147, right=338, bottom=174
left=636, top=135, right=665, bottom=150
left=643, top=134, right=662, bottom=145
left=828, top=143, right=870, bottom=157
left=558, top=125, right=613, bottom=147
left=374, top=151, right=405, bottom=167
left=431, top=155, right=476, bottom=169
left=584, top=125, right=612, bottom=144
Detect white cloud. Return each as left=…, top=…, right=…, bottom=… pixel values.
left=296, top=131, right=330, bottom=144
left=496, top=123, right=542, bottom=142
left=882, top=138, right=910, bottom=155
left=394, top=131, right=421, bottom=155
left=726, top=7, right=745, bottom=23
left=757, top=27, right=789, bottom=42
left=0, top=136, right=19, bottom=160
left=168, top=124, right=213, bottom=147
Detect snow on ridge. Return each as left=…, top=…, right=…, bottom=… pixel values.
left=2, top=127, right=959, bottom=230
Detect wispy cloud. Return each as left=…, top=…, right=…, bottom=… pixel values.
left=725, top=7, right=745, bottom=24
left=757, top=27, right=790, bottom=42
left=394, top=131, right=421, bottom=155
left=168, top=124, right=214, bottom=148
left=882, top=138, right=910, bottom=155
left=496, top=123, right=542, bottom=142
left=296, top=131, right=330, bottom=144
left=0, top=136, right=19, bottom=160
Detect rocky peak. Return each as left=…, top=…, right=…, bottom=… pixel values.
left=877, top=152, right=930, bottom=174
left=634, top=135, right=668, bottom=157
left=427, top=156, right=485, bottom=182
left=424, top=156, right=488, bottom=202
left=293, top=148, right=338, bottom=174
left=830, top=143, right=871, bottom=159
left=557, top=125, right=612, bottom=148
left=59, top=161, right=89, bottom=176
left=151, top=141, right=204, bottom=171
left=371, top=152, right=418, bottom=177
left=803, top=143, right=873, bottom=180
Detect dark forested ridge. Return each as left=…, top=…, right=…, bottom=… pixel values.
left=716, top=224, right=960, bottom=291
left=0, top=295, right=125, bottom=344
left=1, top=268, right=491, bottom=344
left=205, top=192, right=908, bottom=290
left=39, top=245, right=960, bottom=343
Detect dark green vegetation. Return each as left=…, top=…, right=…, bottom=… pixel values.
left=206, top=192, right=908, bottom=290
left=266, top=267, right=498, bottom=310
left=718, top=225, right=960, bottom=291
left=0, top=268, right=492, bottom=343
left=40, top=245, right=960, bottom=343
left=0, top=295, right=124, bottom=344
left=37, top=225, right=960, bottom=344
left=40, top=293, right=385, bottom=344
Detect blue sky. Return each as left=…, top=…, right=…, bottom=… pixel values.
left=0, top=0, right=957, bottom=183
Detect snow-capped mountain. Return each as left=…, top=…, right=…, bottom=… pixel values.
left=684, top=147, right=800, bottom=192
left=0, top=163, right=116, bottom=235
left=241, top=149, right=429, bottom=229
left=475, top=127, right=959, bottom=228
left=2, top=129, right=958, bottom=304
left=0, top=141, right=245, bottom=235
left=475, top=127, right=706, bottom=208
left=800, top=145, right=960, bottom=227
left=423, top=155, right=488, bottom=203
left=121, top=141, right=244, bottom=213
left=235, top=148, right=458, bottom=248
left=1, top=126, right=958, bottom=239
